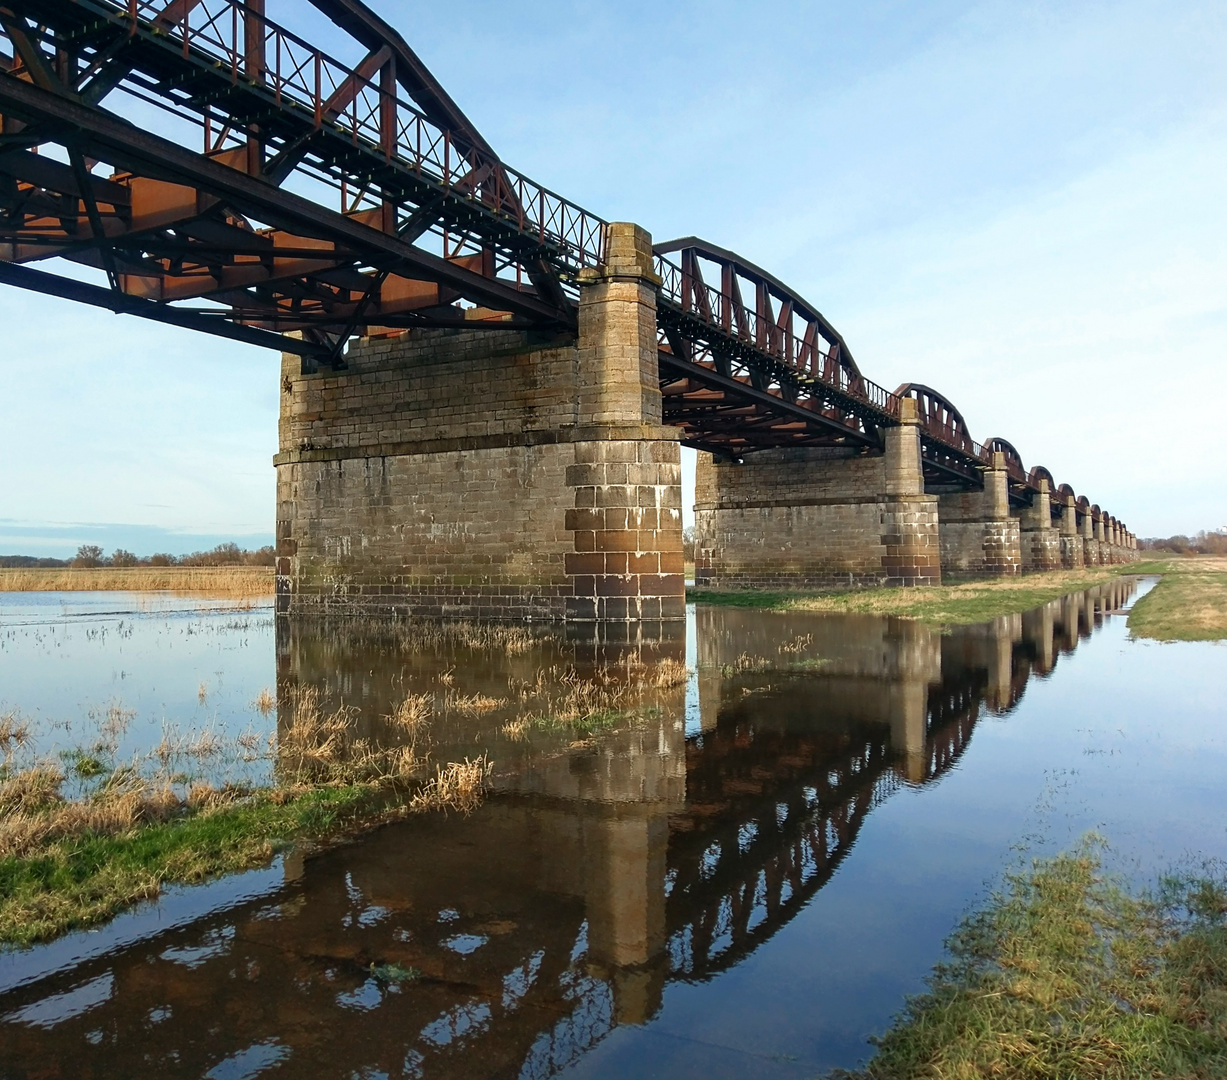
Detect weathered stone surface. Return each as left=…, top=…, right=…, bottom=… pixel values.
left=1018, top=480, right=1061, bottom=572
left=1057, top=495, right=1085, bottom=569
left=938, top=455, right=1021, bottom=578
left=276, top=223, right=684, bottom=621
left=694, top=406, right=940, bottom=589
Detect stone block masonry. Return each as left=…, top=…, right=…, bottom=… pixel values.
left=937, top=454, right=1021, bottom=578
left=275, top=223, right=684, bottom=622
left=1019, top=480, right=1060, bottom=572
left=1057, top=495, right=1085, bottom=569
left=694, top=400, right=940, bottom=589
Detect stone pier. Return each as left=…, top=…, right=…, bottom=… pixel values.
left=694, top=398, right=940, bottom=588
left=1058, top=494, right=1085, bottom=569
left=274, top=223, right=685, bottom=622
left=1019, top=480, right=1060, bottom=571
left=1080, top=504, right=1100, bottom=566
left=937, top=453, right=1021, bottom=578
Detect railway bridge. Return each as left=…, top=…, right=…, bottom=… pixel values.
left=0, top=0, right=1137, bottom=620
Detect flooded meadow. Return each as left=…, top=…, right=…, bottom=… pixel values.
left=1, top=578, right=1225, bottom=1079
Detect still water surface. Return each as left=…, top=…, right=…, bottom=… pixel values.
left=1, top=579, right=1225, bottom=1079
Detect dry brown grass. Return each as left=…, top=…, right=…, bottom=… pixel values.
left=646, top=657, right=691, bottom=687
left=0, top=763, right=66, bottom=815
left=0, top=687, right=499, bottom=943
left=0, top=683, right=443, bottom=865
left=410, top=622, right=537, bottom=655
left=0, top=763, right=248, bottom=861
left=0, top=566, right=274, bottom=596
left=385, top=692, right=432, bottom=735
left=695, top=566, right=1131, bottom=624
left=252, top=687, right=276, bottom=716
left=501, top=717, right=531, bottom=741
left=0, top=710, right=32, bottom=769
left=277, top=687, right=427, bottom=786
left=502, top=661, right=684, bottom=736
left=789, top=567, right=1122, bottom=617
left=445, top=691, right=507, bottom=714
left=410, top=756, right=489, bottom=814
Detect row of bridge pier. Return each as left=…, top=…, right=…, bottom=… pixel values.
left=694, top=412, right=1137, bottom=591
left=276, top=224, right=1135, bottom=620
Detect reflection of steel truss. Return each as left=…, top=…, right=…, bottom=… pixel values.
left=665, top=689, right=987, bottom=983
left=0, top=0, right=1120, bottom=523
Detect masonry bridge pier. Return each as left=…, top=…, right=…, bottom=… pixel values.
left=0, top=0, right=1136, bottom=621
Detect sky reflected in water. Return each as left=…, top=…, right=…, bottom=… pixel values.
left=1, top=578, right=1224, bottom=1079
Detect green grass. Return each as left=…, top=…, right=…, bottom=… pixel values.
left=692, top=558, right=1227, bottom=641
left=839, top=838, right=1227, bottom=1080
left=690, top=566, right=1131, bottom=625
left=526, top=705, right=660, bottom=737
left=369, top=962, right=421, bottom=984
left=1124, top=556, right=1227, bottom=642
left=0, top=784, right=385, bottom=945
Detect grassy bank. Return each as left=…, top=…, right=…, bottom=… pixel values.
left=1125, top=556, right=1227, bottom=641
left=689, top=566, right=1127, bottom=625
left=840, top=839, right=1227, bottom=1080
left=0, top=566, right=274, bottom=596
left=0, top=784, right=376, bottom=944
left=0, top=684, right=484, bottom=945
left=0, top=653, right=683, bottom=945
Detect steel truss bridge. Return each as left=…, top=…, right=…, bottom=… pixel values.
left=0, top=0, right=1104, bottom=517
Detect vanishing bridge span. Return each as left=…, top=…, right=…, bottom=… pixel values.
left=0, top=0, right=1136, bottom=619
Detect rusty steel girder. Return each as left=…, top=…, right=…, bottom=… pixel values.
left=655, top=238, right=898, bottom=456
left=0, top=0, right=1111, bottom=515
left=0, top=0, right=603, bottom=363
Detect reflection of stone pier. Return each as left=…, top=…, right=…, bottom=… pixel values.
left=3, top=580, right=1141, bottom=1079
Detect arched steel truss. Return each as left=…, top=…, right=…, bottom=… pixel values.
left=0, top=0, right=603, bottom=362
left=654, top=237, right=897, bottom=455
left=0, top=0, right=1120, bottom=525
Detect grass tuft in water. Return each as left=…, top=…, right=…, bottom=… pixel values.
left=370, top=962, right=420, bottom=984
left=837, top=837, right=1227, bottom=1080
left=0, top=785, right=374, bottom=945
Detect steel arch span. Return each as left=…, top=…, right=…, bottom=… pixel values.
left=0, top=0, right=1126, bottom=531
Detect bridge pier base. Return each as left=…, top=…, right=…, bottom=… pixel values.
left=1081, top=510, right=1101, bottom=566
left=274, top=222, right=684, bottom=622
left=694, top=399, right=940, bottom=589
left=1019, top=480, right=1061, bottom=571
left=1058, top=494, right=1085, bottom=569
left=937, top=453, right=1021, bottom=579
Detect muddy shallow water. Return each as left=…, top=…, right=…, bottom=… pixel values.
left=1, top=578, right=1225, bottom=1079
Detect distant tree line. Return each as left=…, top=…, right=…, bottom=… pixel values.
left=0, top=543, right=276, bottom=569
left=1140, top=530, right=1227, bottom=555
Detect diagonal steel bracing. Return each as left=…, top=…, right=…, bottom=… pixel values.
left=0, top=0, right=1116, bottom=521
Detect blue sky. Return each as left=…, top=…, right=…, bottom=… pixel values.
left=2, top=0, right=1224, bottom=557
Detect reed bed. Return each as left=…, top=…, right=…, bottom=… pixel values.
left=0, top=684, right=490, bottom=944
left=0, top=566, right=274, bottom=596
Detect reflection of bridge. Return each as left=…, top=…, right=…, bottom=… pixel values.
left=1, top=2, right=1134, bottom=622
left=0, top=582, right=1136, bottom=1078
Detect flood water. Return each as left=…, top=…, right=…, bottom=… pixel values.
left=1, top=579, right=1225, bottom=1079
